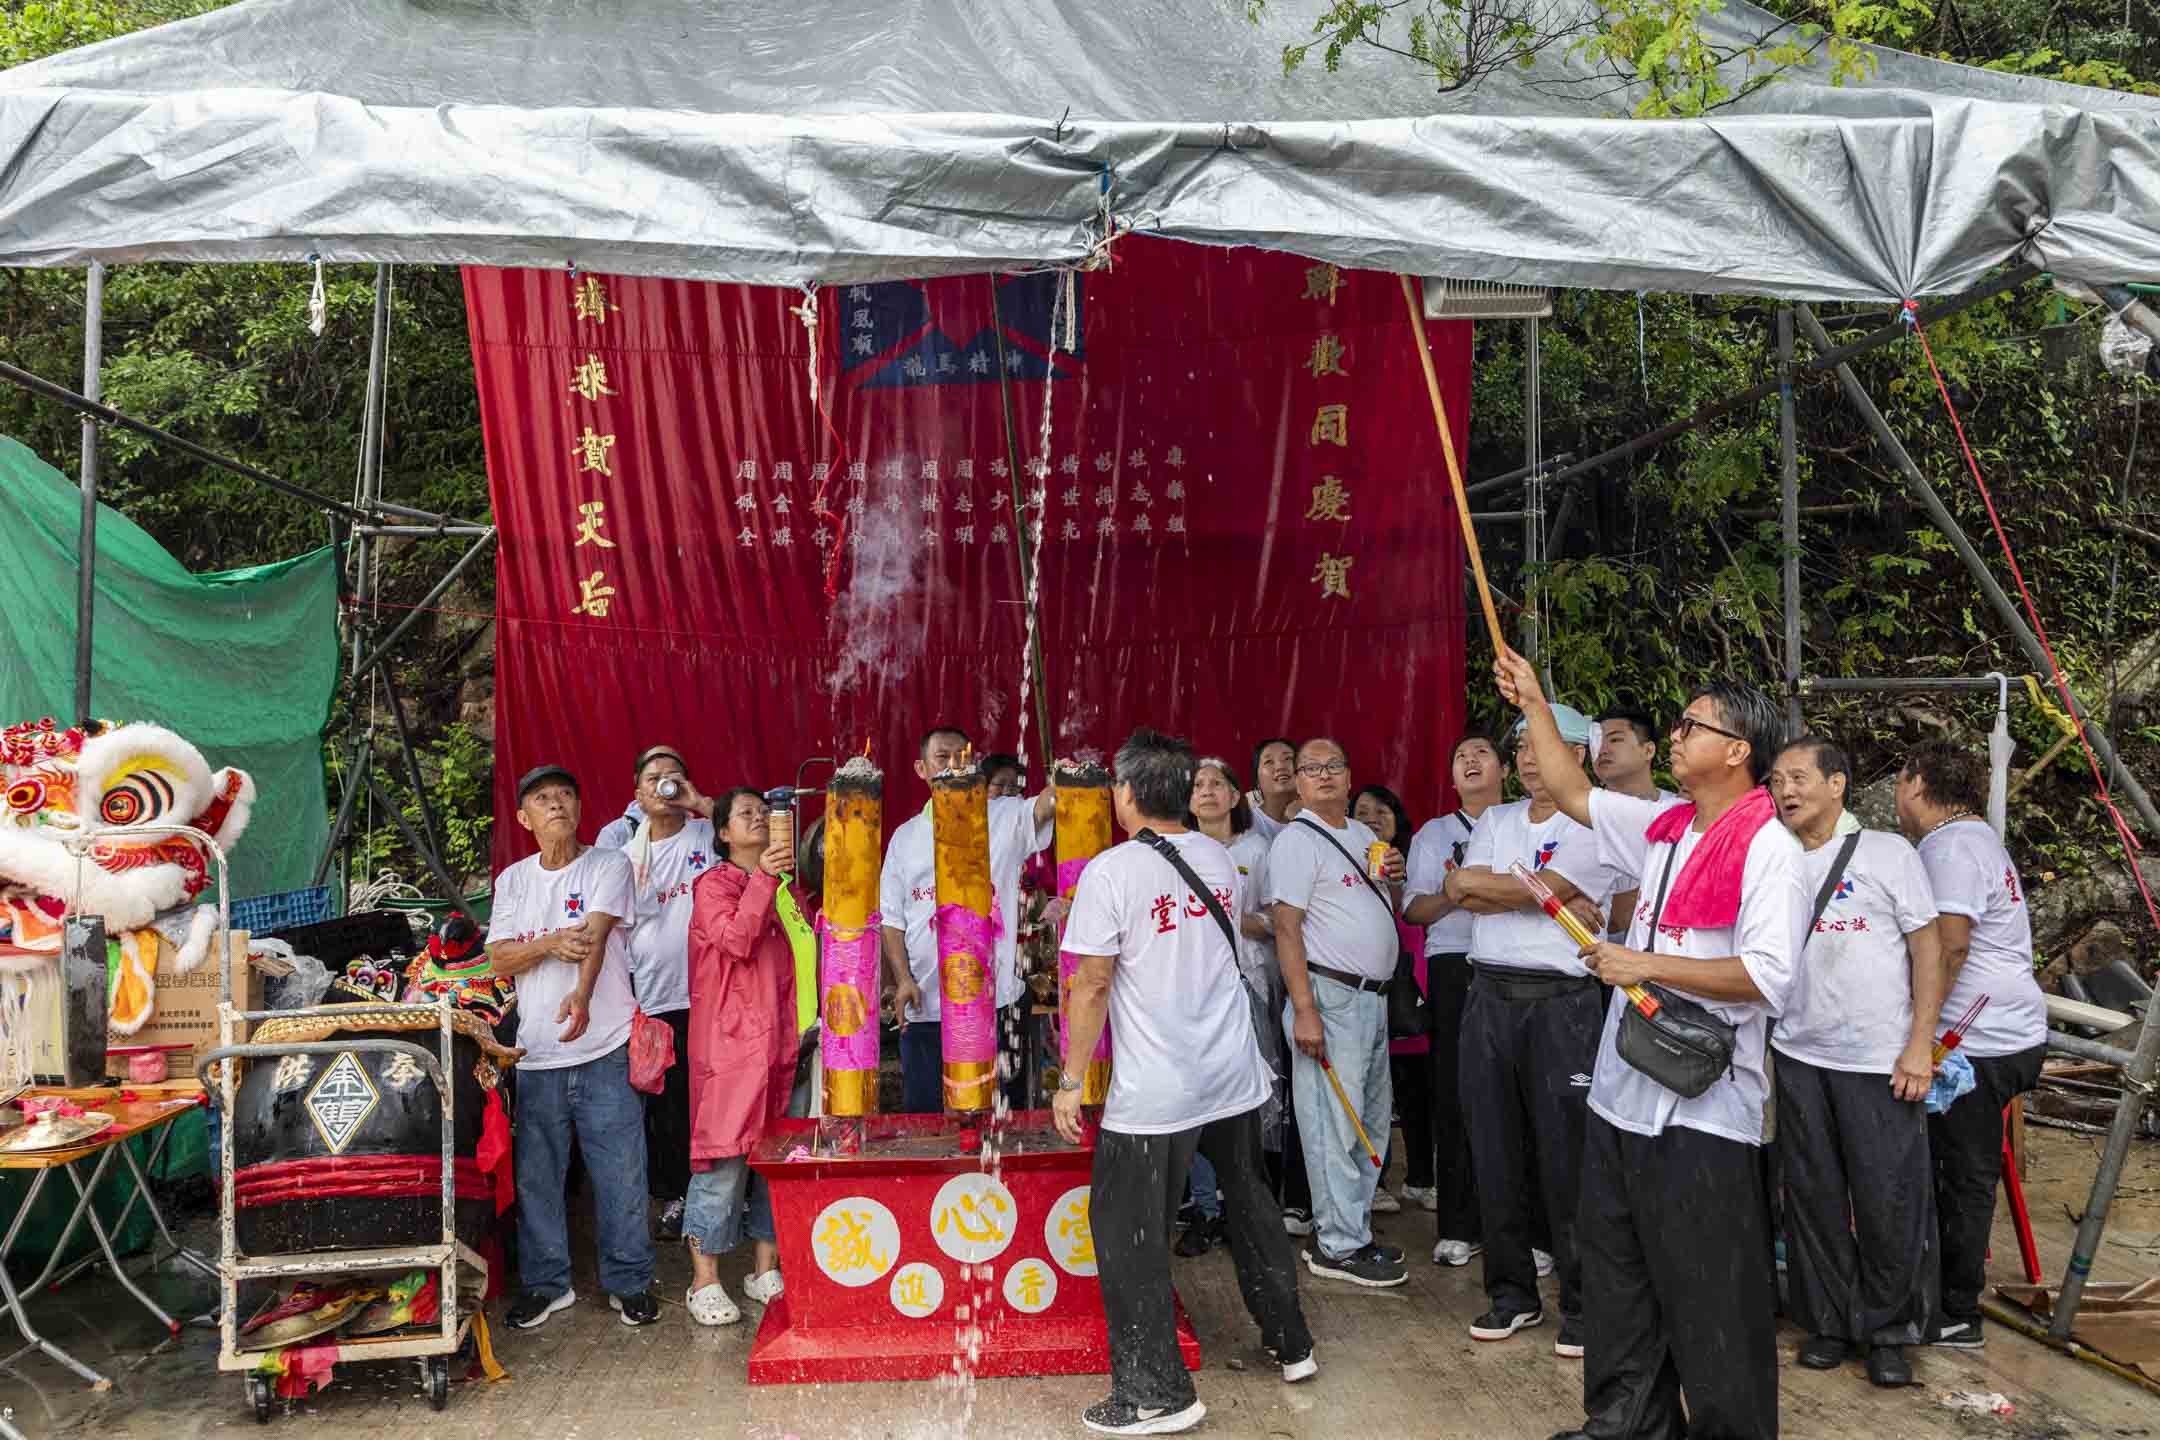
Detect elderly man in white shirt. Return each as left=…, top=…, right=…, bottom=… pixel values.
left=1498, top=650, right=1803, bottom=1440
left=1770, top=735, right=1946, bottom=1389
left=1272, top=736, right=1408, bottom=1289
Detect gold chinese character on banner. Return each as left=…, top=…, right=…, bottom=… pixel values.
left=1305, top=333, right=1348, bottom=379
left=568, top=353, right=616, bottom=402
left=573, top=275, right=617, bottom=325
left=1313, top=553, right=1354, bottom=600
left=1305, top=475, right=1352, bottom=523
left=573, top=500, right=617, bottom=548
left=572, top=426, right=617, bottom=476
left=1302, top=263, right=1343, bottom=305
left=571, top=570, right=617, bottom=617
left=1310, top=403, right=1349, bottom=448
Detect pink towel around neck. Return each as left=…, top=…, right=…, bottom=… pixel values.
left=1642, top=786, right=1778, bottom=931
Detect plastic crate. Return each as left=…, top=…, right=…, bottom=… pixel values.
left=228, top=885, right=331, bottom=935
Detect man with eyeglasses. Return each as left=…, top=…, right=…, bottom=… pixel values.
left=1496, top=650, right=1804, bottom=1440
left=1269, top=737, right=1409, bottom=1288
left=596, top=743, right=718, bottom=1241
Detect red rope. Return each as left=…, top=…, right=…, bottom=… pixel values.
left=235, top=1154, right=496, bottom=1208
left=1903, top=301, right=2160, bottom=938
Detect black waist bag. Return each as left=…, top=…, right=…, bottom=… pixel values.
left=1617, top=982, right=1735, bottom=1100
left=1615, top=845, right=1736, bottom=1099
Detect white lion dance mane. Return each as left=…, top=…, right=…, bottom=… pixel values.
left=0, top=717, right=255, bottom=1033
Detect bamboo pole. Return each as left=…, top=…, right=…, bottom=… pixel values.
left=1399, top=274, right=1506, bottom=656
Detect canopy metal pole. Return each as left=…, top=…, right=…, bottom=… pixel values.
left=1795, top=301, right=2160, bottom=1339
left=1522, top=316, right=1543, bottom=664
left=1778, top=307, right=1802, bottom=735
left=73, top=262, right=104, bottom=726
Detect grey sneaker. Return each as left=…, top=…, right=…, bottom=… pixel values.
left=1470, top=1305, right=1544, bottom=1341
left=1082, top=1397, right=1207, bottom=1435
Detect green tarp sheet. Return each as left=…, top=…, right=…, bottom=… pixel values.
left=0, top=436, right=338, bottom=899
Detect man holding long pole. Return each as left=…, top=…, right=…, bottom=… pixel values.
left=1494, top=648, right=1805, bottom=1440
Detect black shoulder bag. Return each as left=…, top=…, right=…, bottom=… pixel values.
left=1802, top=832, right=1863, bottom=951
left=1614, top=843, right=1740, bottom=1099
left=1292, top=818, right=1428, bottom=1039
left=1134, top=830, right=1272, bottom=1054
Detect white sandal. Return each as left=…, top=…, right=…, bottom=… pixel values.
left=686, top=1281, right=741, bottom=1326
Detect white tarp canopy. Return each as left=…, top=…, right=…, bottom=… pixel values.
left=1, top=0, right=2157, bottom=300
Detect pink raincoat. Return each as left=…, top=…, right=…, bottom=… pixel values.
left=686, top=863, right=799, bottom=1165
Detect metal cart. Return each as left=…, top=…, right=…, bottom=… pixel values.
left=200, top=988, right=484, bottom=1420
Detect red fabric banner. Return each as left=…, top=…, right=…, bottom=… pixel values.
left=465, top=240, right=1468, bottom=868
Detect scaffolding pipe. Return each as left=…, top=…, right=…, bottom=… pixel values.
left=1540, top=266, right=2038, bottom=494
left=1800, top=676, right=2036, bottom=695
left=1778, top=307, right=1802, bottom=736
left=1795, top=301, right=2160, bottom=1340
left=1465, top=451, right=1576, bottom=500
left=73, top=262, right=104, bottom=726
left=351, top=528, right=499, bottom=680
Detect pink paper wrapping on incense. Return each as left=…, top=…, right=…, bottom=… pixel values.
left=1055, top=856, right=1092, bottom=897
left=818, top=911, right=882, bottom=1071
left=935, top=901, right=997, bottom=1065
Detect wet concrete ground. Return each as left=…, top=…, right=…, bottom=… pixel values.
left=4, top=1125, right=2156, bottom=1439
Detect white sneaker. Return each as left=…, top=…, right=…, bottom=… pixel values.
left=1432, top=1238, right=1483, bottom=1267
left=1534, top=1248, right=1555, bottom=1278
left=743, top=1269, right=785, bottom=1306
left=1401, top=1185, right=1438, bottom=1212
left=685, top=1281, right=741, bottom=1327
left=1281, top=1349, right=1318, bottom=1383
left=1370, top=1188, right=1402, bottom=1214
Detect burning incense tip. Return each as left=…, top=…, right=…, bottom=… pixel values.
left=834, top=754, right=882, bottom=784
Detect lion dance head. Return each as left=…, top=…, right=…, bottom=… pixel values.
left=0, top=717, right=255, bottom=1032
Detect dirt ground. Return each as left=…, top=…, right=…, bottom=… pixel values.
left=3, top=1124, right=2155, bottom=1439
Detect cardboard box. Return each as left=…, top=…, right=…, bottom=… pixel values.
left=28, top=930, right=260, bottom=1083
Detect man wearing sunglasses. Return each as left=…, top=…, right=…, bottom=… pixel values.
left=1496, top=649, right=1805, bottom=1440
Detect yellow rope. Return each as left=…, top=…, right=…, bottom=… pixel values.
left=2021, top=673, right=2080, bottom=739
left=470, top=1309, right=508, bottom=1382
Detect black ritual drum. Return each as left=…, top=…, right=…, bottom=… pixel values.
left=230, top=1007, right=516, bottom=1255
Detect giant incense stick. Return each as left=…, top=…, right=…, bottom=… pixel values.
left=1510, top=861, right=1661, bottom=1017
left=932, top=759, right=997, bottom=1115
left=1053, top=759, right=1114, bottom=1105
left=820, top=756, right=883, bottom=1119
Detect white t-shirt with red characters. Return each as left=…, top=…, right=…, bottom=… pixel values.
left=1266, top=814, right=1398, bottom=984
left=1584, top=788, right=1808, bottom=1145
left=877, top=797, right=1053, bottom=1022
left=1062, top=831, right=1271, bottom=1134
left=619, top=818, right=715, bottom=1017
left=489, top=845, right=638, bottom=1071
left=1917, top=818, right=2046, bottom=1058
left=1772, top=828, right=1938, bottom=1073
left=1460, top=800, right=1617, bottom=976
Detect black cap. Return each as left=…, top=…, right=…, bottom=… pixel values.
left=516, top=763, right=579, bottom=803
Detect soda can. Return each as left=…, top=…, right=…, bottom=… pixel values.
left=655, top=776, right=682, bottom=801
left=1366, top=840, right=1390, bottom=880
left=768, top=807, right=794, bottom=861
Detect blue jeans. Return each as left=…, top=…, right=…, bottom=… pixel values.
left=515, top=1044, right=655, bottom=1299
left=1285, top=974, right=1391, bottom=1261
left=1187, top=1152, right=1222, bottom=1221
left=684, top=1155, right=776, bottom=1255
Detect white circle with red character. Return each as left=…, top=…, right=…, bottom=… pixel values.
left=929, top=1173, right=1018, bottom=1264
left=810, top=1196, right=900, bottom=1287
left=889, top=1261, right=944, bottom=1318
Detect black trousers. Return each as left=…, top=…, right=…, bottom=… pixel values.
left=1427, top=955, right=1481, bottom=1242
left=1579, top=1115, right=1778, bottom=1440
left=1929, top=1042, right=2046, bottom=1322
left=1093, top=1106, right=1312, bottom=1410
left=1460, top=971, right=1600, bottom=1319
left=1389, top=1053, right=1434, bottom=1188
left=643, top=1008, right=694, bottom=1201
left=1772, top=1051, right=1934, bottom=1344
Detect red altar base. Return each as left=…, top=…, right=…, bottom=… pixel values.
left=746, top=1111, right=1202, bottom=1385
